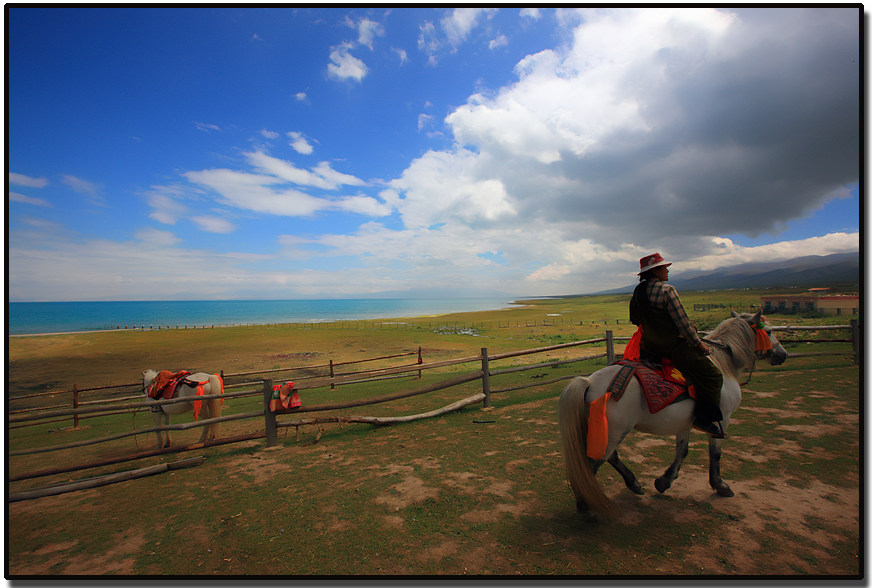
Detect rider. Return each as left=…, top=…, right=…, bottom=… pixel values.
left=629, top=253, right=726, bottom=438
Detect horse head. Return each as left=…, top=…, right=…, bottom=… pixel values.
left=142, top=369, right=158, bottom=393
left=730, top=310, right=788, bottom=366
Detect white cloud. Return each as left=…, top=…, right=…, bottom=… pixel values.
left=294, top=92, right=308, bottom=102
left=244, top=151, right=364, bottom=190
left=417, top=113, right=433, bottom=131
left=419, top=8, right=500, bottom=63
left=683, top=233, right=861, bottom=272
left=260, top=129, right=279, bottom=140
left=441, top=8, right=497, bottom=48
left=184, top=168, right=327, bottom=217
left=9, top=173, right=48, bottom=188
left=62, top=175, right=105, bottom=205
left=287, top=131, right=314, bottom=155
left=312, top=161, right=368, bottom=189
left=392, top=47, right=409, bottom=65
left=9, top=225, right=273, bottom=301
left=354, top=17, right=384, bottom=50
left=334, top=195, right=392, bottom=217
left=146, top=191, right=187, bottom=225
left=183, top=152, right=371, bottom=219
left=520, top=8, right=541, bottom=20
left=488, top=34, right=508, bottom=50
left=194, top=121, right=222, bottom=132
left=10, top=192, right=51, bottom=207
left=327, top=42, right=368, bottom=82
left=191, top=215, right=236, bottom=234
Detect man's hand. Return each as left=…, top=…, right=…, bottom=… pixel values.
left=696, top=341, right=711, bottom=355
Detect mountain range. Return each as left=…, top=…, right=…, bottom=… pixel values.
left=593, top=252, right=861, bottom=294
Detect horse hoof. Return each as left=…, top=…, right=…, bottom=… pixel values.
left=628, top=482, right=645, bottom=495
left=654, top=478, right=670, bottom=494
left=716, top=485, right=734, bottom=498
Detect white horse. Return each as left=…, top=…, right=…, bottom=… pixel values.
left=142, top=369, right=224, bottom=448
left=558, top=311, right=788, bottom=516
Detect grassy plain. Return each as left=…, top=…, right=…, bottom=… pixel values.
left=7, top=290, right=861, bottom=576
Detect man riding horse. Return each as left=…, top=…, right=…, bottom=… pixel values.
left=629, top=253, right=726, bottom=438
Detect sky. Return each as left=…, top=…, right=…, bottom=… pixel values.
left=7, top=6, right=861, bottom=302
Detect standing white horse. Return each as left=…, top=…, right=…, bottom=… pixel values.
left=559, top=311, right=788, bottom=516
left=142, top=369, right=224, bottom=448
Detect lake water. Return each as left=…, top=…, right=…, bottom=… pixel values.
left=7, top=298, right=519, bottom=335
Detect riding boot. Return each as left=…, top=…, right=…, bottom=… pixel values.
left=693, top=402, right=726, bottom=438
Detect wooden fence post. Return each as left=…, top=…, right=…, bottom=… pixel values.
left=417, top=346, right=423, bottom=380
left=73, top=385, right=79, bottom=428
left=329, top=360, right=335, bottom=390
left=263, top=379, right=277, bottom=447
left=606, top=330, right=615, bottom=364
left=851, top=319, right=860, bottom=366
left=481, top=347, right=492, bottom=408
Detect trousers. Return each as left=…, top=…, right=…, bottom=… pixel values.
left=667, top=339, right=724, bottom=421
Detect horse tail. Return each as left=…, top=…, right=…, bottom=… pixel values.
left=558, top=376, right=615, bottom=517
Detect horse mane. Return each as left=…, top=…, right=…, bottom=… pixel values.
left=707, top=315, right=757, bottom=378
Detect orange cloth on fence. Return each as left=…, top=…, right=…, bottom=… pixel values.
left=270, top=381, right=301, bottom=412
left=623, top=326, right=643, bottom=361
left=586, top=392, right=611, bottom=460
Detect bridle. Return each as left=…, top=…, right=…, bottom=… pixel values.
left=702, top=317, right=774, bottom=386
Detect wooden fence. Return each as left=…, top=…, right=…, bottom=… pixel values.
left=7, top=322, right=860, bottom=498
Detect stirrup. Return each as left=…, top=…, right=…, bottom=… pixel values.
left=693, top=419, right=726, bottom=439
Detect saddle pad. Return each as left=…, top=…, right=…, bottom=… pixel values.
left=614, top=360, right=694, bottom=414
left=147, top=370, right=191, bottom=400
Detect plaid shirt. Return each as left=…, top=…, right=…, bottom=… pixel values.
left=643, top=279, right=701, bottom=345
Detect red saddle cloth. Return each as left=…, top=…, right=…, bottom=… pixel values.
left=615, top=359, right=696, bottom=414
left=270, top=381, right=301, bottom=412
left=147, top=370, right=191, bottom=400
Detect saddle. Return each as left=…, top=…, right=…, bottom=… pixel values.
left=147, top=370, right=193, bottom=400
left=608, top=359, right=696, bottom=414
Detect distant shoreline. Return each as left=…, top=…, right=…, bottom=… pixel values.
left=8, top=297, right=531, bottom=338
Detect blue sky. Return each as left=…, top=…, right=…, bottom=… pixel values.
left=7, top=7, right=861, bottom=302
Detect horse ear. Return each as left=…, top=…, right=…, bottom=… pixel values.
left=752, top=310, right=763, bottom=323
left=731, top=311, right=739, bottom=318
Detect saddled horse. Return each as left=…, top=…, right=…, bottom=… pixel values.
left=142, top=369, right=224, bottom=448
left=558, top=311, right=788, bottom=516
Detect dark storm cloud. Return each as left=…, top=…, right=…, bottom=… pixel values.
left=519, top=7, right=859, bottom=248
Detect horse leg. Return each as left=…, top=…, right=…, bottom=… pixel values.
left=195, top=398, right=210, bottom=444
left=153, top=410, right=170, bottom=448
left=202, top=398, right=220, bottom=443
left=654, top=430, right=690, bottom=494
left=607, top=450, right=644, bottom=495
left=708, top=437, right=734, bottom=497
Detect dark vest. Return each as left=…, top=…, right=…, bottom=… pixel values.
left=630, top=280, right=681, bottom=356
